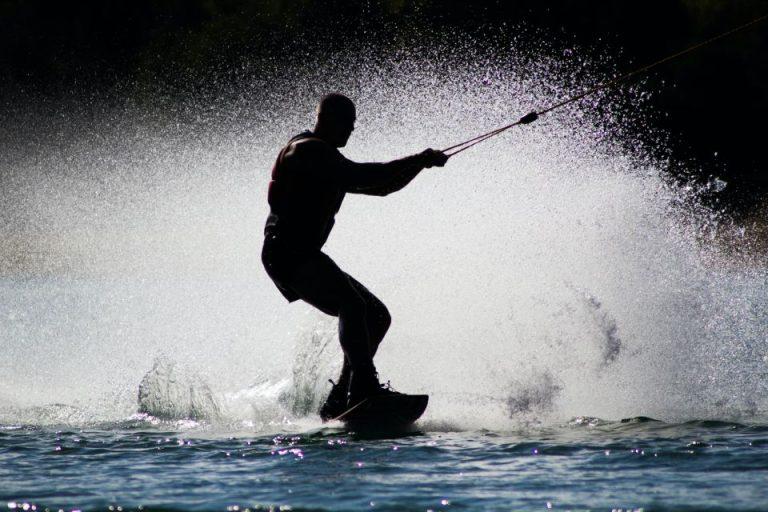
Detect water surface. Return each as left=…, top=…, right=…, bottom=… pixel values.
left=3, top=418, right=768, bottom=511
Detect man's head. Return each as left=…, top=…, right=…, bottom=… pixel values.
left=314, top=93, right=356, bottom=148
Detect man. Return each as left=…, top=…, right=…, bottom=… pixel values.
left=262, top=93, right=448, bottom=421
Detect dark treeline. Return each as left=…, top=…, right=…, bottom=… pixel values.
left=1, top=0, right=767, bottom=211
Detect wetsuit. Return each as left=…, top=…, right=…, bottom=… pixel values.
left=261, top=131, right=429, bottom=386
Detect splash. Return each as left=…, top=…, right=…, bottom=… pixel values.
left=1, top=32, right=766, bottom=430
left=138, top=356, right=221, bottom=421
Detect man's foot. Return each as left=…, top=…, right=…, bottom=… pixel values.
left=319, top=379, right=349, bottom=421
left=346, top=370, right=403, bottom=408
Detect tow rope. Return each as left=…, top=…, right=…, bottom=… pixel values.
left=442, top=13, right=768, bottom=157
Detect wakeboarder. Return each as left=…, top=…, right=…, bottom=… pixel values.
left=262, top=93, right=447, bottom=421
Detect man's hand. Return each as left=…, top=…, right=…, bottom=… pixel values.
left=419, top=148, right=449, bottom=168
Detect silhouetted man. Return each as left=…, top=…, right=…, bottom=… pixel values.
left=262, top=93, right=448, bottom=420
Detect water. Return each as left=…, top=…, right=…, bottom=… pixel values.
left=2, top=33, right=768, bottom=511
left=3, top=420, right=768, bottom=511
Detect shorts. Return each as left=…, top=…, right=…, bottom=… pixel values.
left=261, top=235, right=364, bottom=316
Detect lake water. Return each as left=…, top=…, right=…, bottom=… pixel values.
left=3, top=417, right=768, bottom=511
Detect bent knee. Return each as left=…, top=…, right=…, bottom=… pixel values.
left=339, top=291, right=367, bottom=318
left=378, top=306, right=392, bottom=331
left=368, top=302, right=391, bottom=335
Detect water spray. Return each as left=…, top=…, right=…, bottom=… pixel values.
left=443, top=13, right=768, bottom=157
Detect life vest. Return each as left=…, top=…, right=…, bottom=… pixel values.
left=265, top=131, right=345, bottom=250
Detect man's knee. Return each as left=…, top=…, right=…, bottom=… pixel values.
left=368, top=301, right=391, bottom=339
left=339, top=290, right=367, bottom=318
left=378, top=305, right=392, bottom=332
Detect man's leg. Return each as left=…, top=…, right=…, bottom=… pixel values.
left=352, top=278, right=392, bottom=357
left=289, top=255, right=373, bottom=373
left=285, top=253, right=381, bottom=413
left=335, top=277, right=391, bottom=385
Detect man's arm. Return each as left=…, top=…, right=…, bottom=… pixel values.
left=338, top=149, right=448, bottom=196
left=287, top=138, right=447, bottom=195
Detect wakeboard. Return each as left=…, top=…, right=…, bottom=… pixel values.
left=332, top=393, right=428, bottom=430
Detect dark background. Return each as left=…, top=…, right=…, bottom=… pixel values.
left=2, top=0, right=767, bottom=214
